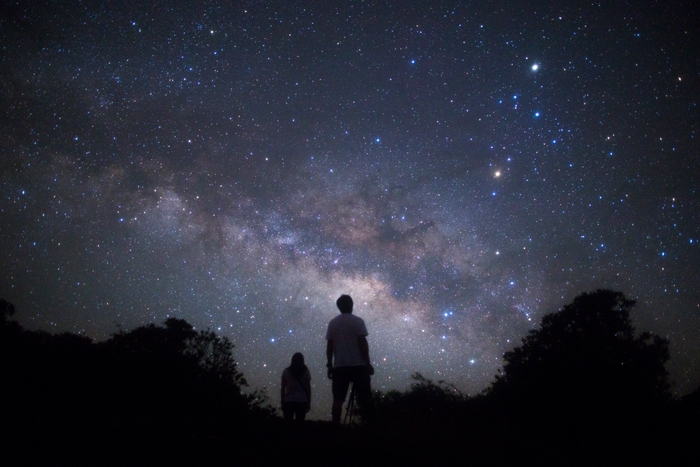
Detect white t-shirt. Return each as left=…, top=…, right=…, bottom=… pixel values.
left=325, top=313, right=368, bottom=368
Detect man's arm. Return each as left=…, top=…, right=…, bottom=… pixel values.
left=358, top=335, right=374, bottom=375
left=326, top=339, right=334, bottom=379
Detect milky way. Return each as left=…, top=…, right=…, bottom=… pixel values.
left=2, top=1, right=699, bottom=418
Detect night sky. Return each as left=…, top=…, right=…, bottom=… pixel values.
left=2, top=1, right=699, bottom=418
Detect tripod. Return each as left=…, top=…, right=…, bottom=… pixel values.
left=343, top=382, right=357, bottom=425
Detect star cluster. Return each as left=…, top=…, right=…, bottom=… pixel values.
left=1, top=1, right=699, bottom=416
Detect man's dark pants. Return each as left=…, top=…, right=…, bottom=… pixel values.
left=332, top=366, right=372, bottom=421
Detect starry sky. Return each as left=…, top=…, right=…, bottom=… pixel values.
left=2, top=1, right=699, bottom=417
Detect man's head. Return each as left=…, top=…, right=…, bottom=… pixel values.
left=336, top=294, right=353, bottom=314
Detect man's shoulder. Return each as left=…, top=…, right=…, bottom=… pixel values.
left=348, top=314, right=365, bottom=323
left=348, top=313, right=365, bottom=324
left=327, top=314, right=341, bottom=328
left=334, top=313, right=368, bottom=335
left=329, top=313, right=365, bottom=323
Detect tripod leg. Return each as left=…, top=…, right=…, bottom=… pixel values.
left=343, top=382, right=355, bottom=425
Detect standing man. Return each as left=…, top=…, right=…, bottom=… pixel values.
left=326, top=294, right=374, bottom=424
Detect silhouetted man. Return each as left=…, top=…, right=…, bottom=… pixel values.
left=326, top=294, right=374, bottom=424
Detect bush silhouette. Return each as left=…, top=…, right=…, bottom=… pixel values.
left=374, top=373, right=466, bottom=425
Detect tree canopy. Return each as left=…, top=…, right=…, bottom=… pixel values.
left=0, top=306, right=274, bottom=464
left=489, top=289, right=670, bottom=417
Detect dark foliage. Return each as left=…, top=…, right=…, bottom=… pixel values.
left=372, top=372, right=468, bottom=428
left=0, top=303, right=273, bottom=464
left=1, top=294, right=698, bottom=466
left=489, top=290, right=670, bottom=412
left=477, top=290, right=680, bottom=465
left=99, top=318, right=273, bottom=429
left=368, top=290, right=684, bottom=466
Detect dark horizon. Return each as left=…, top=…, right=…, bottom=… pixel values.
left=1, top=292, right=698, bottom=466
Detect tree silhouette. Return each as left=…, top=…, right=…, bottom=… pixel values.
left=0, top=302, right=274, bottom=464
left=489, top=289, right=670, bottom=422
left=101, top=317, right=273, bottom=426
